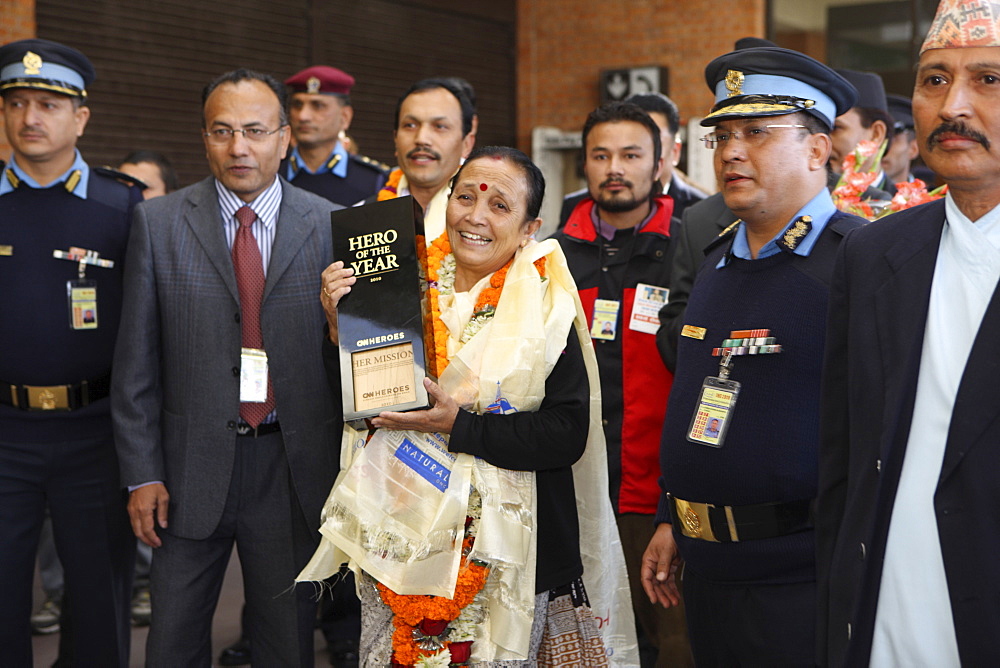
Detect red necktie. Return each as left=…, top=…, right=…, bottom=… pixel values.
left=233, top=205, right=274, bottom=427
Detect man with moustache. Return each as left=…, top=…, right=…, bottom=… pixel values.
left=554, top=101, right=690, bottom=667
left=282, top=65, right=389, bottom=206
left=654, top=38, right=778, bottom=373
left=374, top=77, right=476, bottom=239
left=0, top=38, right=139, bottom=666
left=641, top=47, right=862, bottom=666
left=112, top=69, right=339, bottom=666
left=818, top=2, right=1000, bottom=665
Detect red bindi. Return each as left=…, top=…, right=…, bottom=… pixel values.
left=479, top=183, right=488, bottom=191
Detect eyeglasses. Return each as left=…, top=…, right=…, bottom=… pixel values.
left=700, top=124, right=807, bottom=149
left=203, top=126, right=286, bottom=144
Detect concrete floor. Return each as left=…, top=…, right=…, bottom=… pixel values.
left=30, top=549, right=332, bottom=667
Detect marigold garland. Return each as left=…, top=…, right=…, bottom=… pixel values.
left=378, top=168, right=404, bottom=201
left=378, top=547, right=490, bottom=665
left=421, top=232, right=546, bottom=377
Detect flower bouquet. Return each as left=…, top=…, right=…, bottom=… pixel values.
left=831, top=139, right=946, bottom=220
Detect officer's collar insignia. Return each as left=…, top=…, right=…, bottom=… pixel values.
left=326, top=153, right=342, bottom=170
left=64, top=170, right=82, bottom=194
left=22, top=51, right=42, bottom=76
left=725, top=69, right=744, bottom=97
left=780, top=215, right=812, bottom=251
left=289, top=155, right=299, bottom=174
left=307, top=76, right=320, bottom=94
left=5, top=168, right=20, bottom=189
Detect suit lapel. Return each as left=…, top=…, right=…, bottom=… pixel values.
left=873, top=203, right=945, bottom=461
left=264, top=183, right=316, bottom=302
left=184, top=179, right=240, bottom=303
left=941, top=270, right=1000, bottom=482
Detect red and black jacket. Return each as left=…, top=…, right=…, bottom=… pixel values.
left=553, top=195, right=676, bottom=514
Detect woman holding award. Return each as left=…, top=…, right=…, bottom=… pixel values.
left=307, top=146, right=636, bottom=667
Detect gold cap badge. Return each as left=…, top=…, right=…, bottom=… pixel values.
left=306, top=76, right=320, bottom=94
left=22, top=51, right=42, bottom=76
left=725, top=69, right=744, bottom=97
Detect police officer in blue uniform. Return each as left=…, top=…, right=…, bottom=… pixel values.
left=641, top=47, right=864, bottom=666
left=0, top=38, right=140, bottom=667
left=282, top=65, right=388, bottom=206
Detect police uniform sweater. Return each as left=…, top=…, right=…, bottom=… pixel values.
left=657, top=212, right=860, bottom=584
left=284, top=154, right=388, bottom=207
left=554, top=196, right=675, bottom=515
left=0, top=173, right=139, bottom=441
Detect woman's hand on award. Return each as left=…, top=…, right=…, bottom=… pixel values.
left=371, top=378, right=459, bottom=434
left=321, top=261, right=356, bottom=343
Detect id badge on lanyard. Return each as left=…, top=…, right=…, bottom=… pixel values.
left=67, top=279, right=99, bottom=330
left=56, top=247, right=114, bottom=331
left=687, top=350, right=739, bottom=448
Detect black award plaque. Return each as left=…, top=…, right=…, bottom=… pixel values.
left=332, top=196, right=431, bottom=420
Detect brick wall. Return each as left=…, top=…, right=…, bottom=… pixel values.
left=1, top=0, right=37, bottom=159
left=517, top=0, right=766, bottom=150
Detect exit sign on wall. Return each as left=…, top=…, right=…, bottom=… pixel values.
left=600, top=66, right=669, bottom=102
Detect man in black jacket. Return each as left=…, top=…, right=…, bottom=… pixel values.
left=817, top=2, right=1000, bottom=665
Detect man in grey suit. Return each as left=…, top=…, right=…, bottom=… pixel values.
left=112, top=68, right=340, bottom=666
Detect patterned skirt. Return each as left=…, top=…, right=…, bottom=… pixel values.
left=358, top=574, right=609, bottom=667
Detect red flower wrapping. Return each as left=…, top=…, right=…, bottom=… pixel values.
left=449, top=640, right=473, bottom=664
left=419, top=618, right=449, bottom=637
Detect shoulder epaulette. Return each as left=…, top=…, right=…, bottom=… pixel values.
left=90, top=166, right=142, bottom=214
left=351, top=153, right=391, bottom=174
left=703, top=219, right=741, bottom=255
left=95, top=165, right=148, bottom=190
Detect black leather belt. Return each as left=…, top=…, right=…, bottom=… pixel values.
left=668, top=494, right=812, bottom=543
left=236, top=421, right=281, bottom=437
left=1, top=373, right=111, bottom=411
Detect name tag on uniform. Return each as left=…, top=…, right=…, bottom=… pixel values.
left=240, top=348, right=269, bottom=402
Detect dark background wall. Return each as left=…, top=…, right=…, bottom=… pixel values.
left=36, top=0, right=516, bottom=187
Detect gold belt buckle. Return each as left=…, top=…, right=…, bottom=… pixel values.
left=25, top=385, right=70, bottom=411
left=673, top=497, right=719, bottom=542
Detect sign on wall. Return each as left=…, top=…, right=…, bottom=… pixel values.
left=600, top=66, right=669, bottom=102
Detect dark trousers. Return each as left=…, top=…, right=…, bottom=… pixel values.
left=683, top=568, right=815, bottom=667
left=318, top=567, right=361, bottom=650
left=0, top=429, right=134, bottom=667
left=145, top=431, right=317, bottom=667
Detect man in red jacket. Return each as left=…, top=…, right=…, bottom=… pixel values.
left=553, top=101, right=689, bottom=667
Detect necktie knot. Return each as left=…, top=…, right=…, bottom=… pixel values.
left=235, top=205, right=256, bottom=229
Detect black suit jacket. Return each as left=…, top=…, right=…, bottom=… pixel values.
left=654, top=192, right=737, bottom=370
left=817, top=198, right=1000, bottom=666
